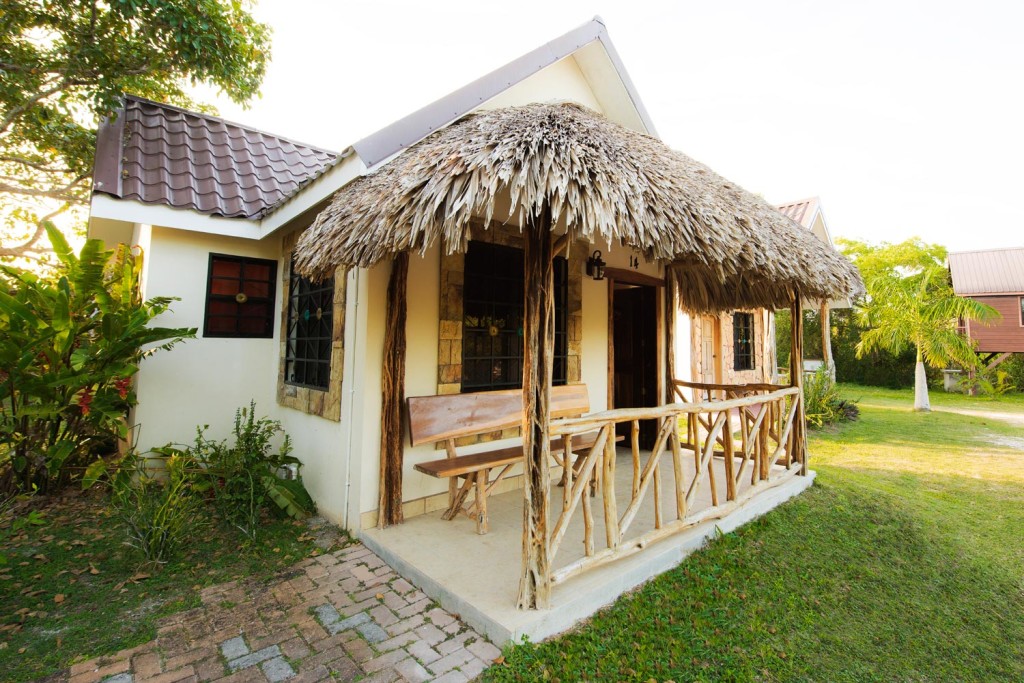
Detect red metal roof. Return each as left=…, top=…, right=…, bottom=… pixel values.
left=93, top=96, right=339, bottom=220
left=949, top=247, right=1024, bottom=296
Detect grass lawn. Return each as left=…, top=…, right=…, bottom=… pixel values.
left=0, top=490, right=335, bottom=682
left=487, top=385, right=1024, bottom=682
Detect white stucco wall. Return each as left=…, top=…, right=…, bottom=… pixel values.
left=133, top=227, right=281, bottom=450
left=127, top=226, right=353, bottom=524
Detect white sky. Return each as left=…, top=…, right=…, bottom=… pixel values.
left=198, top=0, right=1024, bottom=252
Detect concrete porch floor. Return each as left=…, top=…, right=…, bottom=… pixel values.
left=362, top=448, right=814, bottom=644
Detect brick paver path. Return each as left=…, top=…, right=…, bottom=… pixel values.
left=59, top=544, right=501, bottom=683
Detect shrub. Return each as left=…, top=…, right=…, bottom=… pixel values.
left=108, top=451, right=207, bottom=563
left=803, top=367, right=859, bottom=428
left=958, top=367, right=1017, bottom=397
left=172, top=402, right=314, bottom=540
left=0, top=224, right=194, bottom=494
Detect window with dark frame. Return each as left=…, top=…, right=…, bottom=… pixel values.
left=203, top=254, right=277, bottom=338
left=285, top=258, right=334, bottom=391
left=1019, top=296, right=1023, bottom=326
left=461, top=242, right=568, bottom=392
left=733, top=312, right=755, bottom=371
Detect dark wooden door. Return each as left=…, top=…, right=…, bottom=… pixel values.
left=612, top=283, right=658, bottom=448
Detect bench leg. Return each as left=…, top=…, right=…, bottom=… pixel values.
left=442, top=475, right=474, bottom=521
left=474, top=471, right=489, bottom=535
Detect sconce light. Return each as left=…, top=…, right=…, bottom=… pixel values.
left=585, top=250, right=606, bottom=281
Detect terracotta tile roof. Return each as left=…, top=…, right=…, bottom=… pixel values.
left=949, top=247, right=1024, bottom=296
left=775, top=197, right=820, bottom=229
left=93, top=96, right=339, bottom=220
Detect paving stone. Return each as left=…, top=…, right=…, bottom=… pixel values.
left=428, top=648, right=475, bottom=677
left=393, top=657, right=432, bottom=683
left=425, top=608, right=455, bottom=629
left=413, top=624, right=446, bottom=647
left=328, top=610, right=370, bottom=635
left=132, top=652, right=162, bottom=679
left=460, top=657, right=487, bottom=679
left=406, top=639, right=441, bottom=665
left=431, top=671, right=469, bottom=683
left=396, top=597, right=431, bottom=619
left=357, top=620, right=389, bottom=644
left=363, top=649, right=409, bottom=674
left=467, top=639, right=502, bottom=662
left=370, top=604, right=399, bottom=627
left=387, top=613, right=426, bottom=637
left=101, top=674, right=133, bottom=683
left=261, top=656, right=296, bottom=682
left=314, top=603, right=341, bottom=627
left=390, top=578, right=414, bottom=595
left=227, top=644, right=281, bottom=671
left=219, top=636, right=249, bottom=660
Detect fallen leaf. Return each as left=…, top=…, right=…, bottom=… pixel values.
left=18, top=647, right=26, bottom=654
left=129, top=572, right=151, bottom=582
left=53, top=594, right=65, bottom=604
left=89, top=564, right=100, bottom=575
left=493, top=655, right=505, bottom=665
left=375, top=593, right=384, bottom=600
left=32, top=554, right=49, bottom=563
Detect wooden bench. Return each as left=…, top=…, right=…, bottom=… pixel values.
left=408, top=384, right=609, bottom=534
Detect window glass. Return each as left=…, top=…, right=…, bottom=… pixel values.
left=285, top=258, right=334, bottom=390
left=733, top=312, right=755, bottom=371
left=461, top=242, right=568, bottom=391
left=203, top=254, right=277, bottom=338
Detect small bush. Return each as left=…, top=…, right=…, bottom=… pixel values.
left=958, top=367, right=1017, bottom=397
left=109, top=451, right=207, bottom=563
left=0, top=224, right=194, bottom=495
left=804, top=367, right=859, bottom=428
left=172, top=402, right=314, bottom=540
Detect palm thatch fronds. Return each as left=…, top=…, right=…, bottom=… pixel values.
left=295, top=102, right=862, bottom=311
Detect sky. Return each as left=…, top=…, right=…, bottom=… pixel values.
left=196, top=0, right=1024, bottom=253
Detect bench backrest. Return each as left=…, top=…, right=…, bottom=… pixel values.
left=407, top=384, right=590, bottom=447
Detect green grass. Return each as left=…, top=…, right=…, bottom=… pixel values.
left=0, top=491, right=334, bottom=682
left=487, top=385, right=1024, bottom=682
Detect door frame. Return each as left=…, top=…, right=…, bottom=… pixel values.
left=606, top=268, right=665, bottom=411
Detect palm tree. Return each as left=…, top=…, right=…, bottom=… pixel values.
left=855, top=266, right=998, bottom=411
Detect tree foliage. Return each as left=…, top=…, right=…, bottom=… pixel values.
left=840, top=238, right=997, bottom=370
left=0, top=0, right=271, bottom=257
left=0, top=223, right=195, bottom=494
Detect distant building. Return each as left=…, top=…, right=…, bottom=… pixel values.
left=949, top=247, right=1024, bottom=365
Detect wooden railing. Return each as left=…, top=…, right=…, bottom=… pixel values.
left=545, top=382, right=802, bottom=585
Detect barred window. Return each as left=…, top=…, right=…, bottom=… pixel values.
left=733, top=312, right=755, bottom=371
left=461, top=242, right=568, bottom=391
left=285, top=259, right=334, bottom=390
left=204, top=254, right=277, bottom=338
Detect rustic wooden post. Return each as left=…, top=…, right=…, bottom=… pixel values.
left=378, top=252, right=409, bottom=528
left=666, top=270, right=677, bottom=404
left=820, top=300, right=833, bottom=380
left=790, top=294, right=808, bottom=475
left=517, top=207, right=554, bottom=610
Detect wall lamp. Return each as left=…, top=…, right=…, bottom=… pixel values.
left=585, top=250, right=606, bottom=281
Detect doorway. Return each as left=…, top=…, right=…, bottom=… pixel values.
left=612, top=281, right=659, bottom=448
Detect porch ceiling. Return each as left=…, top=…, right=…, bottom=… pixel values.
left=294, top=102, right=862, bottom=312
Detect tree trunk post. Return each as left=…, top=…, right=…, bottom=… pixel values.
left=517, top=207, right=554, bottom=610
left=666, top=270, right=677, bottom=403
left=789, top=295, right=808, bottom=475
left=378, top=252, right=409, bottom=528
left=819, top=300, right=833, bottom=381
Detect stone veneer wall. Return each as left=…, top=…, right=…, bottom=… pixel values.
left=277, top=230, right=347, bottom=420
left=691, top=310, right=771, bottom=386
left=437, top=223, right=585, bottom=446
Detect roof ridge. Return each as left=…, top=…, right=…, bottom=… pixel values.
left=123, top=95, right=340, bottom=157
left=949, top=246, right=1024, bottom=255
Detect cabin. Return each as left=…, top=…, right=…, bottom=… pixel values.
left=949, top=247, right=1024, bottom=369
left=87, top=18, right=861, bottom=642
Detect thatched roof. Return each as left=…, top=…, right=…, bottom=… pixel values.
left=295, top=102, right=862, bottom=311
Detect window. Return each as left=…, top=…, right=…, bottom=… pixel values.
left=733, top=312, right=755, bottom=371
left=204, top=254, right=277, bottom=338
left=1019, top=297, right=1023, bottom=326
left=461, top=242, right=568, bottom=391
left=285, top=258, right=334, bottom=390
